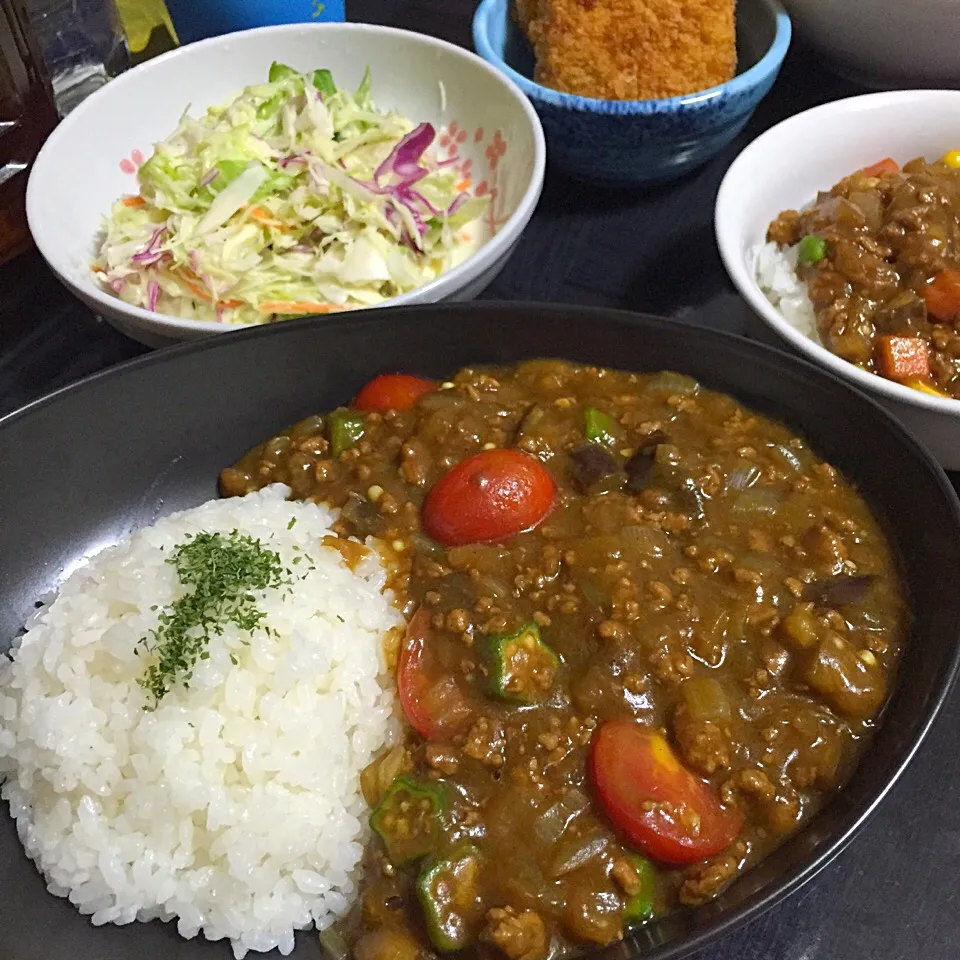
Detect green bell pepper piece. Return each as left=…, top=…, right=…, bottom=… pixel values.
left=416, top=843, right=483, bottom=953
left=623, top=854, right=658, bottom=924
left=585, top=407, right=618, bottom=445
left=328, top=410, right=365, bottom=459
left=489, top=622, right=561, bottom=704
left=370, top=775, right=446, bottom=866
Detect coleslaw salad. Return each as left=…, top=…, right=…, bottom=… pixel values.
left=93, top=63, right=489, bottom=324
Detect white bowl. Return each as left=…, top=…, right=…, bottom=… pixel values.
left=716, top=90, right=960, bottom=469
left=783, top=0, right=960, bottom=87
left=26, top=23, right=545, bottom=347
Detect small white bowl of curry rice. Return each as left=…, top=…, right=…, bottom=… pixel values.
left=716, top=90, right=960, bottom=469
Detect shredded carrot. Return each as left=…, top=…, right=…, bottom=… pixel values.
left=259, top=301, right=341, bottom=315
left=456, top=178, right=472, bottom=193
left=122, top=195, right=147, bottom=208
left=249, top=206, right=286, bottom=229
left=176, top=269, right=244, bottom=309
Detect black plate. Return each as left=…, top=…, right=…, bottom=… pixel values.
left=2, top=302, right=959, bottom=960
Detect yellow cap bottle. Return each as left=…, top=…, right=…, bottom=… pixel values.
left=115, top=0, right=179, bottom=58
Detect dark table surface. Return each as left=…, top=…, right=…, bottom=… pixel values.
left=1, top=3, right=956, bottom=960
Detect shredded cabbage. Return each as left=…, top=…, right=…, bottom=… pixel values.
left=93, top=64, right=489, bottom=324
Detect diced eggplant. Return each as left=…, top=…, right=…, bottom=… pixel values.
left=803, top=575, right=878, bottom=607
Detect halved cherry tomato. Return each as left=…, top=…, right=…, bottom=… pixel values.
left=422, top=449, right=557, bottom=546
left=398, top=607, right=472, bottom=741
left=860, top=157, right=899, bottom=178
left=354, top=374, right=436, bottom=413
left=590, top=721, right=743, bottom=866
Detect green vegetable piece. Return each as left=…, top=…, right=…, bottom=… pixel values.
left=328, top=410, right=365, bottom=459
left=197, top=158, right=248, bottom=199
left=623, top=854, right=658, bottom=925
left=268, top=61, right=299, bottom=83
left=355, top=66, right=373, bottom=105
left=585, top=407, right=618, bottom=445
left=313, top=68, right=336, bottom=98
left=370, top=775, right=446, bottom=866
left=416, top=844, right=483, bottom=953
left=797, top=234, right=828, bottom=265
left=257, top=92, right=285, bottom=119
left=489, top=622, right=561, bottom=704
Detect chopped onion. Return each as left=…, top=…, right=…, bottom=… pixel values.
left=533, top=801, right=569, bottom=846
left=731, top=488, right=781, bottom=518
left=726, top=461, right=762, bottom=492
left=425, top=676, right=472, bottom=729
left=318, top=925, right=349, bottom=960
left=146, top=280, right=160, bottom=312
left=682, top=676, right=731, bottom=722
left=770, top=444, right=804, bottom=473
left=740, top=550, right=782, bottom=576
left=199, top=167, right=219, bottom=188
left=561, top=787, right=591, bottom=814
left=621, top=524, right=665, bottom=558
left=646, top=371, right=700, bottom=396
left=550, top=835, right=609, bottom=878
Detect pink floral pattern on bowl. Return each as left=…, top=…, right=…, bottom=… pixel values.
left=119, top=149, right=145, bottom=175
left=436, top=123, right=512, bottom=236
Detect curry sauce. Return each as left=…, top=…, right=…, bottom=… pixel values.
left=221, top=360, right=906, bottom=959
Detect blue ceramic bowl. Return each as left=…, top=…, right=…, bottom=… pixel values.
left=473, top=0, right=791, bottom=185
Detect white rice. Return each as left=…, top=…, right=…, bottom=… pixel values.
left=0, top=484, right=402, bottom=958
left=755, top=240, right=822, bottom=343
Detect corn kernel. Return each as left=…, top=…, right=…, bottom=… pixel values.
left=483, top=442, right=496, bottom=450
left=858, top=649, right=877, bottom=667
left=392, top=540, right=406, bottom=552
left=942, top=150, right=960, bottom=168
left=367, top=485, right=384, bottom=502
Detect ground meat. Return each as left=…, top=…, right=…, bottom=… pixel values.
left=483, top=907, right=548, bottom=960
left=400, top=437, right=433, bottom=487
left=673, top=706, right=732, bottom=775
left=425, top=744, right=459, bottom=775
left=610, top=858, right=642, bottom=896
left=678, top=852, right=741, bottom=905
left=462, top=716, right=505, bottom=767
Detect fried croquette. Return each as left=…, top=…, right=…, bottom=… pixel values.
left=517, top=0, right=738, bottom=101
